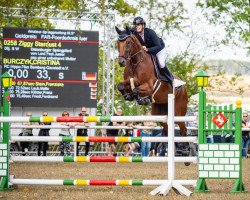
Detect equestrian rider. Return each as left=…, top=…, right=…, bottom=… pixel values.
left=132, top=16, right=183, bottom=87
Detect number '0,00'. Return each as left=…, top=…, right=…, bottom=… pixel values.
left=8, top=69, right=28, bottom=79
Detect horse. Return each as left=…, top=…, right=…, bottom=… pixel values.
left=115, top=26, right=189, bottom=152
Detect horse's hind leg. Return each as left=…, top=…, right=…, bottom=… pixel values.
left=177, top=122, right=188, bottom=148
left=177, top=122, right=187, bottom=136
left=177, top=122, right=191, bottom=166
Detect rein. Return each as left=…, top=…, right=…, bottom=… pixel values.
left=118, top=33, right=160, bottom=104
left=129, top=49, right=144, bottom=68
left=118, top=36, right=145, bottom=75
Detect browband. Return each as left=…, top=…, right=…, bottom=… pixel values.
left=118, top=34, right=131, bottom=41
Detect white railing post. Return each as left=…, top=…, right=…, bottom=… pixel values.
left=150, top=94, right=193, bottom=196
left=168, top=94, right=175, bottom=182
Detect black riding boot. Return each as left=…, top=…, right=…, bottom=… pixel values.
left=161, top=66, right=174, bottom=87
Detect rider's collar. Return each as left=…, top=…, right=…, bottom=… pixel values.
left=138, top=29, right=144, bottom=37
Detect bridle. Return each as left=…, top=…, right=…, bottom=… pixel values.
left=118, top=35, right=144, bottom=75
left=117, top=32, right=159, bottom=105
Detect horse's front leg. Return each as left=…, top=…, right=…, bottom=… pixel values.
left=177, top=122, right=191, bottom=166
left=178, top=122, right=187, bottom=137
left=131, top=83, right=153, bottom=105
left=131, top=87, right=151, bottom=105
left=117, top=82, right=134, bottom=101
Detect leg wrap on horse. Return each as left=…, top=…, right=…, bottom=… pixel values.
left=117, top=83, right=125, bottom=95
left=124, top=94, right=134, bottom=101
left=117, top=83, right=134, bottom=101
left=132, top=88, right=151, bottom=105
left=136, top=96, right=151, bottom=105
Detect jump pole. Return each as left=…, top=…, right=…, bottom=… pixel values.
left=0, top=115, right=197, bottom=123
left=11, top=156, right=198, bottom=163
left=10, top=136, right=197, bottom=143
left=10, top=177, right=197, bottom=186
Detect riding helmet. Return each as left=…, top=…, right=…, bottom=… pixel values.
left=133, top=17, right=146, bottom=26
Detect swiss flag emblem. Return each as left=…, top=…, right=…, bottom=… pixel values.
left=212, top=113, right=228, bottom=128
left=6, top=94, right=11, bottom=102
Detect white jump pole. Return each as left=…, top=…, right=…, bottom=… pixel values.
left=168, top=93, right=175, bottom=183
left=11, top=156, right=198, bottom=163
left=10, top=136, right=197, bottom=143
left=10, top=177, right=197, bottom=186
left=150, top=94, right=193, bottom=197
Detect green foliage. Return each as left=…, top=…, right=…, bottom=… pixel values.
left=109, top=0, right=137, bottom=16
left=136, top=0, right=187, bottom=35
left=197, top=0, right=250, bottom=45
left=167, top=52, right=199, bottom=99
left=93, top=0, right=137, bottom=16
left=0, top=0, right=56, bottom=29
left=97, top=48, right=104, bottom=99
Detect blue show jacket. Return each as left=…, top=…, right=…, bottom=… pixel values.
left=133, top=28, right=165, bottom=55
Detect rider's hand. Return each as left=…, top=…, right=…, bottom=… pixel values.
left=142, top=46, right=148, bottom=52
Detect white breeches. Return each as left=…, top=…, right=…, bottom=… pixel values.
left=156, top=46, right=167, bottom=68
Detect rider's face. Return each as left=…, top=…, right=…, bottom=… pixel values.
left=135, top=24, right=144, bottom=33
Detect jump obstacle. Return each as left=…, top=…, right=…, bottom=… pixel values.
left=0, top=91, right=246, bottom=196
left=10, top=156, right=197, bottom=163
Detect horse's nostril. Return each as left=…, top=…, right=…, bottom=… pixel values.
left=119, top=59, right=126, bottom=66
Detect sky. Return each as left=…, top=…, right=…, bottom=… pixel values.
left=177, top=0, right=250, bottom=62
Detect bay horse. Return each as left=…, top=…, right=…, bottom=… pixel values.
left=115, top=26, right=188, bottom=143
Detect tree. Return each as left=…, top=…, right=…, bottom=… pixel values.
left=197, top=0, right=250, bottom=47
left=130, top=0, right=187, bottom=35
left=168, top=53, right=199, bottom=98
left=131, top=1, right=227, bottom=100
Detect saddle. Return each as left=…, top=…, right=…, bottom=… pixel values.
left=150, top=55, right=172, bottom=82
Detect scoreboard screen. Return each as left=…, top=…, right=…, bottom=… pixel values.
left=2, top=27, right=99, bottom=107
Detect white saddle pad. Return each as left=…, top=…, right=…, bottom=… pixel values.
left=174, top=79, right=186, bottom=88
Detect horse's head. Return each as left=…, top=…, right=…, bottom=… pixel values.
left=116, top=26, right=141, bottom=67
left=115, top=26, right=152, bottom=105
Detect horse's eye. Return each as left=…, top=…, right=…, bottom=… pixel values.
left=126, top=41, right=130, bottom=47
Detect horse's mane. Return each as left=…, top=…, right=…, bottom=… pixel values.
left=131, top=34, right=143, bottom=50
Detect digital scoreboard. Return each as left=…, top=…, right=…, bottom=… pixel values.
left=2, top=27, right=99, bottom=107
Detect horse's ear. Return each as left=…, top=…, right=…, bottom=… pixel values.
left=125, top=26, right=131, bottom=35
left=115, top=26, right=122, bottom=35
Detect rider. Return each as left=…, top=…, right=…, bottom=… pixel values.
left=132, top=16, right=184, bottom=87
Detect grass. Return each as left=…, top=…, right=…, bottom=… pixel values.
left=0, top=159, right=249, bottom=200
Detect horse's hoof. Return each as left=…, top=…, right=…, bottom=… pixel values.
left=137, top=98, right=151, bottom=105
left=139, top=100, right=146, bottom=105
left=184, top=162, right=191, bottom=166
left=137, top=100, right=144, bottom=105
left=117, top=83, right=125, bottom=93
left=144, top=98, right=151, bottom=105
left=124, top=95, right=134, bottom=101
